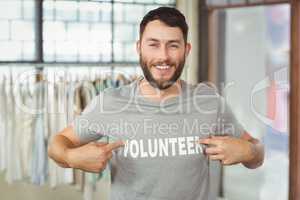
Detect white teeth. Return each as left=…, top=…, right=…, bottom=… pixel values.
left=155, top=65, right=170, bottom=70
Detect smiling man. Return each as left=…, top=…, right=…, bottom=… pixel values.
left=48, top=7, right=264, bottom=200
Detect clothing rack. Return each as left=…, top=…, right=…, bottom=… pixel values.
left=0, top=67, right=141, bottom=200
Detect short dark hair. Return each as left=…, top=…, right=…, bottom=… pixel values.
left=139, top=7, right=188, bottom=43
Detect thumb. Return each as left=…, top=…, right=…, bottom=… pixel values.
left=211, top=135, right=230, bottom=139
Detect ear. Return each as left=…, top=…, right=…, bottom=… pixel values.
left=136, top=40, right=141, bottom=54
left=185, top=42, right=191, bottom=57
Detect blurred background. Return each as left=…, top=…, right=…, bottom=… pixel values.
left=0, top=0, right=291, bottom=200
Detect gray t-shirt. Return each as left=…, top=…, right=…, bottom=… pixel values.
left=73, top=77, right=244, bottom=200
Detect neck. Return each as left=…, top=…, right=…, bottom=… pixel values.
left=138, top=77, right=182, bottom=101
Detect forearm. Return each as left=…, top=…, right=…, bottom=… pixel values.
left=48, top=134, right=76, bottom=168
left=242, top=138, right=264, bottom=169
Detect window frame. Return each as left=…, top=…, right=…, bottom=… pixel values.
left=199, top=0, right=300, bottom=199
left=206, top=0, right=289, bottom=10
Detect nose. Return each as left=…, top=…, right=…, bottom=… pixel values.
left=157, top=45, right=170, bottom=62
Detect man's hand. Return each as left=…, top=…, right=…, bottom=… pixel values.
left=66, top=140, right=124, bottom=173
left=198, top=136, right=255, bottom=166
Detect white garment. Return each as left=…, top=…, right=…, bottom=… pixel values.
left=13, top=82, right=26, bottom=180
left=5, top=77, right=22, bottom=183
left=48, top=79, right=73, bottom=188
left=57, top=79, right=74, bottom=185
left=80, top=80, right=99, bottom=200
left=67, top=80, right=85, bottom=191
left=47, top=80, right=60, bottom=188
left=0, top=77, right=7, bottom=171
left=67, top=81, right=82, bottom=124
left=19, top=82, right=35, bottom=178
left=31, top=82, right=48, bottom=185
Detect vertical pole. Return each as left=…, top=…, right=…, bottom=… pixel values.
left=198, top=1, right=209, bottom=82
left=289, top=0, right=300, bottom=200
left=35, top=0, right=43, bottom=63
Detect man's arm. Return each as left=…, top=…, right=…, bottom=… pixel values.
left=199, top=131, right=264, bottom=169
left=48, top=126, right=81, bottom=168
left=48, top=125, right=124, bottom=173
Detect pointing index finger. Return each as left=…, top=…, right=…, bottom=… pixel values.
left=105, top=140, right=125, bottom=152
left=198, top=138, right=219, bottom=146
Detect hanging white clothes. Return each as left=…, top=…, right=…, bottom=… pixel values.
left=48, top=77, right=74, bottom=188
left=31, top=81, right=48, bottom=185
left=0, top=76, right=7, bottom=172
left=66, top=80, right=81, bottom=124
left=56, top=78, right=73, bottom=185
left=5, top=75, right=22, bottom=183
left=19, top=81, right=35, bottom=178
left=14, top=81, right=28, bottom=180
left=81, top=80, right=99, bottom=200
left=47, top=79, right=61, bottom=188
left=0, top=67, right=139, bottom=196
left=67, top=80, right=84, bottom=191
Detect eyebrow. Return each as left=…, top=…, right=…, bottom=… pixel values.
left=145, top=38, right=160, bottom=43
left=167, top=40, right=181, bottom=44
left=145, top=38, right=182, bottom=44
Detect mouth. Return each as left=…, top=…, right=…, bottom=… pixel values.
left=151, top=64, right=174, bottom=79
left=154, top=65, right=171, bottom=70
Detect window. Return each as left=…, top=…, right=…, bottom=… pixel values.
left=43, top=0, right=113, bottom=62
left=0, top=0, right=176, bottom=64
left=0, top=0, right=36, bottom=61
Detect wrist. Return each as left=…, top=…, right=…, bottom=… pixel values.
left=243, top=141, right=256, bottom=164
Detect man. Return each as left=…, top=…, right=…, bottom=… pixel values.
left=48, top=7, right=264, bottom=200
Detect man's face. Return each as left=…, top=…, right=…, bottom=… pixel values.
left=137, top=20, right=191, bottom=90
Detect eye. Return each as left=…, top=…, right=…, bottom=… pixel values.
left=169, top=44, right=180, bottom=48
left=149, top=43, right=158, bottom=47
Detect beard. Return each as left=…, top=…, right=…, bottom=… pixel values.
left=139, top=54, right=186, bottom=90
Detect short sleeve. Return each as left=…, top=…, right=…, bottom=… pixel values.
left=215, top=96, right=245, bottom=138
left=71, top=94, right=104, bottom=143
